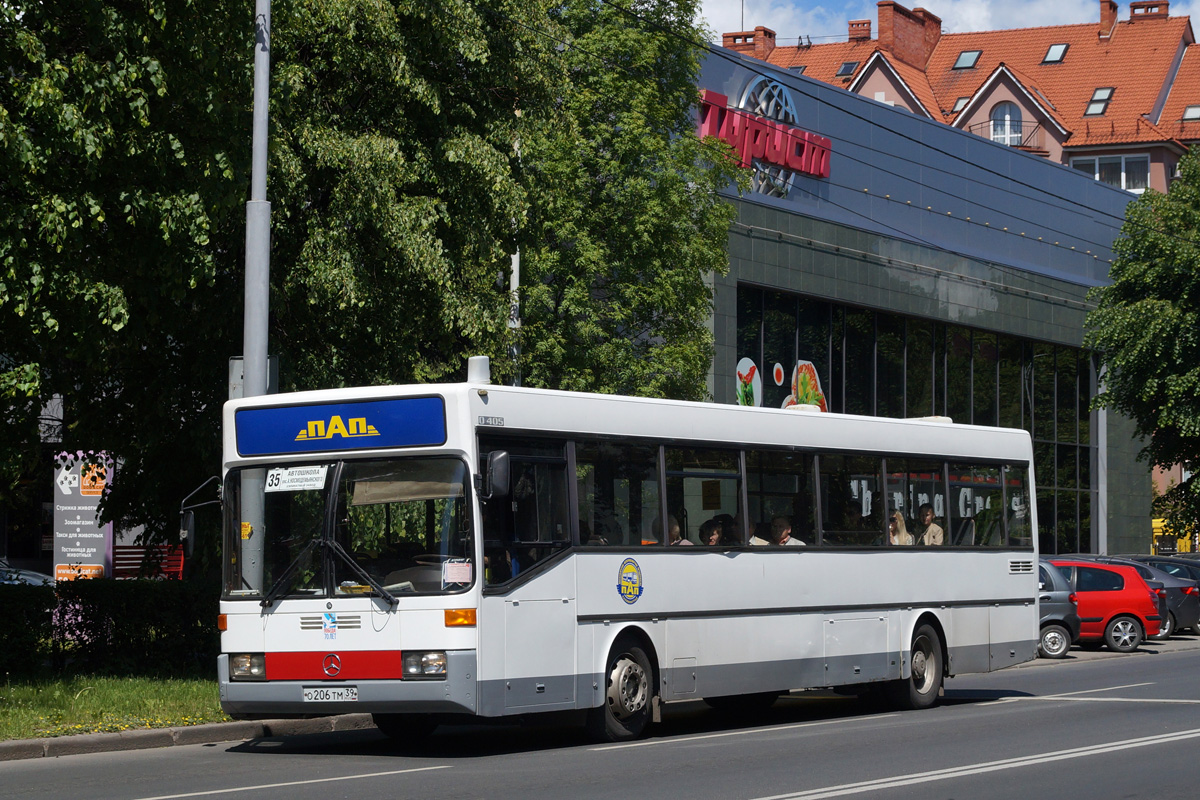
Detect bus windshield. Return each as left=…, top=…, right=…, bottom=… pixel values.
left=223, top=457, right=474, bottom=600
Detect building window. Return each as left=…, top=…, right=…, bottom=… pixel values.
left=990, top=102, right=1023, bottom=146
left=836, top=61, right=859, bottom=77
left=1043, top=43, right=1069, bottom=63
left=952, top=96, right=969, bottom=114
left=790, top=65, right=807, bottom=75
left=1183, top=105, right=1200, bottom=121
left=953, top=50, right=981, bottom=69
left=1085, top=88, right=1113, bottom=116
left=1071, top=155, right=1149, bottom=193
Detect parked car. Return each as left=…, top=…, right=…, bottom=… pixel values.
left=1119, top=555, right=1200, bottom=633
left=1038, top=559, right=1080, bottom=658
left=0, top=557, right=55, bottom=586
left=1048, top=559, right=1164, bottom=652
left=1059, top=554, right=1199, bottom=639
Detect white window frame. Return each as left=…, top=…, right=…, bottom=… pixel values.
left=1071, top=154, right=1150, bottom=193
left=1183, top=105, right=1200, bottom=121
left=990, top=102, right=1023, bottom=147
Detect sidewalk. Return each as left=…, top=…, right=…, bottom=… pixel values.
left=0, top=713, right=376, bottom=762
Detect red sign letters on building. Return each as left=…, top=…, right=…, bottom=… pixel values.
left=698, top=90, right=831, bottom=179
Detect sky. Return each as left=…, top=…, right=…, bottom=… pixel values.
left=697, top=0, right=1200, bottom=43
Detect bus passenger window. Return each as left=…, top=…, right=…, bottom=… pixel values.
left=948, top=464, right=1003, bottom=546
left=665, top=448, right=740, bottom=546
left=1004, top=465, right=1032, bottom=547
left=576, top=441, right=660, bottom=547
left=817, top=453, right=883, bottom=546
left=745, top=449, right=815, bottom=546
left=884, top=458, right=945, bottom=546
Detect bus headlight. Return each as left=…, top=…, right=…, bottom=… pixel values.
left=230, top=653, right=266, bottom=681
left=403, top=651, right=447, bottom=678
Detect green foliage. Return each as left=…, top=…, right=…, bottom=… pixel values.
left=1085, top=150, right=1200, bottom=530
left=515, top=0, right=746, bottom=399
left=1, top=0, right=741, bottom=542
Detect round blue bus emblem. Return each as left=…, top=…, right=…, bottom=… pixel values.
left=618, top=558, right=643, bottom=604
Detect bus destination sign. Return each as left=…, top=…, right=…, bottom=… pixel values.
left=236, top=396, right=447, bottom=456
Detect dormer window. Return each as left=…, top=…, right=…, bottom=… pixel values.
left=836, top=61, right=859, bottom=77
left=1184, top=105, right=1200, bottom=121
left=1043, top=44, right=1068, bottom=63
left=1086, top=87, right=1114, bottom=116
left=953, top=50, right=982, bottom=69
left=952, top=96, right=969, bottom=113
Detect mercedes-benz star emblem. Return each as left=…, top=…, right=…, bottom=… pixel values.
left=322, top=653, right=342, bottom=677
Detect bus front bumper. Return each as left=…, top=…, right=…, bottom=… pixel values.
left=218, top=650, right=478, bottom=718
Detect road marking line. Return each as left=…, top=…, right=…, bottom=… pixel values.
left=1026, top=696, right=1200, bottom=705
left=590, top=714, right=899, bottom=751
left=1042, top=681, right=1153, bottom=697
left=132, top=765, right=450, bottom=800
left=748, top=727, right=1200, bottom=800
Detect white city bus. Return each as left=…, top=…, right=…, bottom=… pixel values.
left=218, top=357, right=1038, bottom=742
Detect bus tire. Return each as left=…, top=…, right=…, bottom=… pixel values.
left=886, top=623, right=943, bottom=711
left=372, top=713, right=438, bottom=745
left=586, top=638, right=654, bottom=742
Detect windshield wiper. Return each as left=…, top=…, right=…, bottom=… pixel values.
left=260, top=538, right=320, bottom=608
left=323, top=538, right=398, bottom=606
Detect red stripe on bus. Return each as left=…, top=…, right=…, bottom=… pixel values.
left=266, top=650, right=405, bottom=680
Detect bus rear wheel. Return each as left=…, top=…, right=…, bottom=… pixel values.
left=886, top=623, right=943, bottom=711
left=586, top=638, right=654, bottom=742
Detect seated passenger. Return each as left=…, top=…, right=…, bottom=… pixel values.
left=715, top=513, right=742, bottom=546
left=749, top=521, right=772, bottom=545
left=699, top=518, right=721, bottom=546
left=666, top=515, right=692, bottom=546
left=771, top=515, right=805, bottom=546
left=888, top=511, right=914, bottom=545
left=915, top=503, right=945, bottom=546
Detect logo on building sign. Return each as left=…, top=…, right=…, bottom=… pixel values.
left=617, top=558, right=644, bottom=604
left=698, top=78, right=831, bottom=198
left=295, top=415, right=379, bottom=443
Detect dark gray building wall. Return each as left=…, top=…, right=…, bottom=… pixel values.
left=1104, top=411, right=1153, bottom=554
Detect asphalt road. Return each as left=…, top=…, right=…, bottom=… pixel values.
left=4, top=639, right=1200, bottom=800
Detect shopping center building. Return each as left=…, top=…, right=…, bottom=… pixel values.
left=697, top=31, right=1145, bottom=554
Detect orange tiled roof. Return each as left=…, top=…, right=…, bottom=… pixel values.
left=749, top=7, right=1195, bottom=149
left=1160, top=43, right=1200, bottom=141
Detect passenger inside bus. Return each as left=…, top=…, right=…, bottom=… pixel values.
left=888, top=511, right=914, bottom=545
left=915, top=504, right=945, bottom=545
left=699, top=518, right=721, bottom=546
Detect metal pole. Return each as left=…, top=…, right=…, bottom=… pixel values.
left=240, top=0, right=272, bottom=591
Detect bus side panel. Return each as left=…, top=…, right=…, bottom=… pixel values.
left=990, top=602, right=1038, bottom=670
left=946, top=606, right=991, bottom=675
left=478, top=558, right=578, bottom=716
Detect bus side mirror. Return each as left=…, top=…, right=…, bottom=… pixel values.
left=482, top=451, right=510, bottom=500
left=180, top=510, right=196, bottom=559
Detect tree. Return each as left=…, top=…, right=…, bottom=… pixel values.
left=515, top=0, right=745, bottom=400
left=1, top=0, right=252, bottom=543
left=1084, top=149, right=1200, bottom=536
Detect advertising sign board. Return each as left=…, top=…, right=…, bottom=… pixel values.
left=52, top=453, right=113, bottom=580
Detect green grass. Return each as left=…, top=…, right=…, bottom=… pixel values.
left=0, top=676, right=230, bottom=741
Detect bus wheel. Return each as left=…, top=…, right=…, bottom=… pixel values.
left=587, top=638, right=654, bottom=742
left=372, top=713, right=438, bottom=745
left=887, top=623, right=943, bottom=711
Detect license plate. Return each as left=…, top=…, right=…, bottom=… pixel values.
left=303, top=686, right=358, bottom=702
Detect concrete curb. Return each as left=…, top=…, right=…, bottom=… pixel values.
left=0, top=713, right=376, bottom=762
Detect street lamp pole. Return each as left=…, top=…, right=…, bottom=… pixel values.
left=241, top=0, right=272, bottom=591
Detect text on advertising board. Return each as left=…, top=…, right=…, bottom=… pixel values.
left=697, top=90, right=831, bottom=179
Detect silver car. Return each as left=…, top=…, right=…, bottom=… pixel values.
left=0, top=557, right=55, bottom=586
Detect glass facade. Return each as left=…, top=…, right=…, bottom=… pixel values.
left=737, top=285, right=1098, bottom=554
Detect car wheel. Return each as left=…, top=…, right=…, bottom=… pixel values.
left=1104, top=616, right=1143, bottom=652
left=1038, top=623, right=1071, bottom=659
left=586, top=637, right=655, bottom=742
left=1151, top=612, right=1175, bottom=640
left=886, top=623, right=943, bottom=710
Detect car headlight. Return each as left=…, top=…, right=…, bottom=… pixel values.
left=403, top=651, right=447, bottom=679
left=229, top=653, right=266, bottom=681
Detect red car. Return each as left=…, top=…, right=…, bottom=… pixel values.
left=1048, top=560, right=1165, bottom=652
